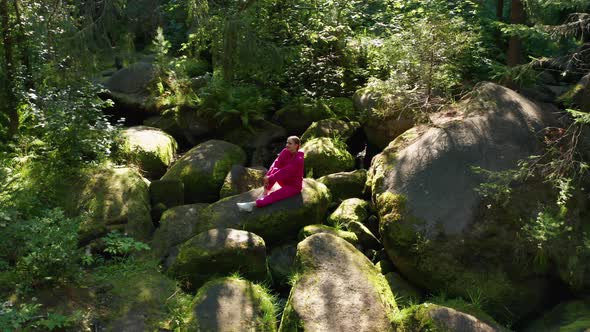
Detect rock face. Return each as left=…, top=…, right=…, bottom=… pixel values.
left=77, top=166, right=153, bottom=243
left=103, top=62, right=157, bottom=112
left=168, top=228, right=267, bottom=290
left=370, top=82, right=558, bottom=321
left=300, top=118, right=360, bottom=142
left=150, top=203, right=208, bottom=259
left=161, top=140, right=246, bottom=203
left=120, top=126, right=178, bottom=178
left=302, top=137, right=355, bottom=178
left=317, top=169, right=367, bottom=203
left=279, top=233, right=397, bottom=332
left=523, top=299, right=590, bottom=332
left=220, top=165, right=267, bottom=198
left=195, top=178, right=331, bottom=245
left=188, top=277, right=277, bottom=332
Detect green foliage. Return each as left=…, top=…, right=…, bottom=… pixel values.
left=472, top=165, right=527, bottom=207
left=102, top=231, right=150, bottom=257
left=197, top=81, right=271, bottom=129
left=11, top=208, right=82, bottom=288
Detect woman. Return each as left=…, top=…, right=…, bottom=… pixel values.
left=237, top=136, right=304, bottom=212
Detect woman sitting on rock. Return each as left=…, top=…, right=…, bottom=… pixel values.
left=237, top=136, right=304, bottom=212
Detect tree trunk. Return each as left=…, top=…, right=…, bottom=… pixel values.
left=14, top=0, right=33, bottom=90
left=0, top=0, right=18, bottom=137
left=495, top=0, right=504, bottom=49
left=507, top=0, right=525, bottom=67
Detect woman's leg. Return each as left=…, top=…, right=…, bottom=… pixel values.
left=256, top=185, right=300, bottom=208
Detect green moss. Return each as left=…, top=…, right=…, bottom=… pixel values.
left=524, top=300, right=590, bottom=332
left=299, top=224, right=359, bottom=246
left=302, top=137, right=354, bottom=178
left=327, top=198, right=370, bottom=227
left=317, top=169, right=367, bottom=203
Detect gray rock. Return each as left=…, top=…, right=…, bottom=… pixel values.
left=317, top=169, right=367, bottom=203
left=220, top=165, right=267, bottom=198
left=302, top=137, right=355, bottom=178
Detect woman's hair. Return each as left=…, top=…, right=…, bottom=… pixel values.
left=287, top=136, right=301, bottom=146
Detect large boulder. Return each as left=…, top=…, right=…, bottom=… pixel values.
left=370, top=82, right=558, bottom=321
left=317, top=169, right=367, bottom=203
left=161, top=140, right=246, bottom=203
left=187, top=277, right=277, bottom=331
left=523, top=299, right=590, bottom=332
left=77, top=166, right=153, bottom=243
left=119, top=126, right=177, bottom=178
left=103, top=62, right=157, bottom=112
left=144, top=108, right=215, bottom=146
left=273, top=99, right=335, bottom=134
left=168, top=228, right=267, bottom=290
left=279, top=233, right=397, bottom=331
left=562, top=73, right=590, bottom=112
left=150, top=203, right=208, bottom=259
left=299, top=224, right=359, bottom=247
left=302, top=137, right=355, bottom=178
left=222, top=119, right=287, bottom=154
left=192, top=178, right=331, bottom=245
left=220, top=165, right=267, bottom=198
left=300, top=118, right=360, bottom=142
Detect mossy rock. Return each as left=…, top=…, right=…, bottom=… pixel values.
left=188, top=277, right=277, bottom=331
left=91, top=259, right=186, bottom=332
left=161, top=139, right=246, bottom=203
left=317, top=169, right=367, bottom=203
left=383, top=272, right=422, bottom=308
left=523, top=299, right=590, bottom=332
left=376, top=259, right=395, bottom=274
left=302, top=137, right=354, bottom=178
left=168, top=228, right=267, bottom=290
left=150, top=203, right=208, bottom=259
left=192, top=178, right=331, bottom=246
left=268, top=243, right=297, bottom=288
left=273, top=98, right=336, bottom=134
left=372, top=83, right=560, bottom=322
left=561, top=73, right=590, bottom=112
left=392, top=303, right=507, bottom=332
left=222, top=120, right=287, bottom=150
left=300, top=118, right=360, bottom=142
left=327, top=198, right=370, bottom=227
left=279, top=233, right=397, bottom=331
left=299, top=224, right=359, bottom=247
left=220, top=165, right=267, bottom=198
left=149, top=179, right=184, bottom=218
left=77, top=166, right=153, bottom=243
left=119, top=126, right=178, bottom=178
left=104, top=62, right=158, bottom=112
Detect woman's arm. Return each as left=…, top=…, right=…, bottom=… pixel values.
left=267, top=153, right=304, bottom=183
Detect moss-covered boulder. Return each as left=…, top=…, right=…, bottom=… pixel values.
left=392, top=303, right=506, bottom=332
left=302, top=137, right=354, bottom=178
left=523, top=299, right=590, bottom=332
left=187, top=277, right=277, bottom=331
left=354, top=87, right=416, bottom=149
left=317, top=169, right=367, bottom=203
left=220, top=165, right=267, bottom=198
left=92, top=260, right=185, bottom=332
left=150, top=203, right=208, bottom=259
left=268, top=243, right=297, bottom=288
left=103, top=62, right=158, bottom=112
left=168, top=228, right=267, bottom=290
left=327, top=198, right=370, bottom=227
left=143, top=108, right=215, bottom=146
left=326, top=97, right=355, bottom=119
left=223, top=120, right=287, bottom=151
left=562, top=73, right=590, bottom=112
left=279, top=233, right=397, bottom=331
left=301, top=118, right=360, bottom=142
left=371, top=83, right=559, bottom=322
left=192, top=178, right=331, bottom=245
left=161, top=140, right=246, bottom=203
left=299, top=224, right=359, bottom=247
left=273, top=99, right=335, bottom=134
left=77, top=166, right=153, bottom=243
left=119, top=126, right=178, bottom=178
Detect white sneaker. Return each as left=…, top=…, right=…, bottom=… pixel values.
left=237, top=201, right=256, bottom=212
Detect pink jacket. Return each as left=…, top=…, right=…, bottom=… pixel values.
left=267, top=148, right=304, bottom=191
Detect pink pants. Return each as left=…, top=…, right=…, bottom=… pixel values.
left=255, top=179, right=301, bottom=208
